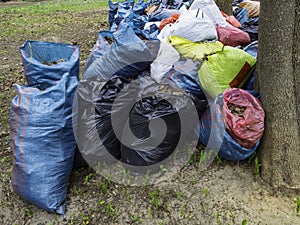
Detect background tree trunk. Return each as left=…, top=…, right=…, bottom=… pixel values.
left=257, top=0, right=300, bottom=190
left=215, top=0, right=232, bottom=15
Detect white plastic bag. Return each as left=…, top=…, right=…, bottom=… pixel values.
left=158, top=9, right=217, bottom=43
left=189, top=0, right=230, bottom=27
left=171, top=9, right=218, bottom=42
left=150, top=40, right=180, bottom=82
left=157, top=24, right=174, bottom=41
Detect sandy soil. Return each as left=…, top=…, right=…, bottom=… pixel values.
left=1, top=160, right=300, bottom=225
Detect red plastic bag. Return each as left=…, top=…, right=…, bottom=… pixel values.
left=221, top=11, right=241, bottom=28
left=216, top=26, right=251, bottom=47
left=158, top=14, right=180, bottom=31
left=222, top=88, right=265, bottom=149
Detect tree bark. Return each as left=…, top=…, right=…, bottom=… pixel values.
left=215, top=0, right=232, bottom=15
left=257, top=0, right=300, bottom=190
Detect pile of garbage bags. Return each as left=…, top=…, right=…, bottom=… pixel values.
left=82, top=0, right=263, bottom=161
left=10, top=0, right=264, bottom=215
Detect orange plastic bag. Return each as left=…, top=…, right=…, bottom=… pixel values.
left=158, top=14, right=180, bottom=31
left=221, top=11, right=241, bottom=28
left=222, top=88, right=265, bottom=149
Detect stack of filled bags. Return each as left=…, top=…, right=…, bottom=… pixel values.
left=82, top=0, right=264, bottom=162
left=10, top=0, right=265, bottom=215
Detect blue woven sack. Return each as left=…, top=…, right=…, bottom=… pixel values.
left=10, top=73, right=78, bottom=214
left=19, top=41, right=79, bottom=85
left=82, top=31, right=113, bottom=74
left=84, top=22, right=158, bottom=80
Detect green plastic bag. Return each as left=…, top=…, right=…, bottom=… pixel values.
left=169, top=36, right=256, bottom=98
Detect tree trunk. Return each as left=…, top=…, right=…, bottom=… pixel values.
left=215, top=0, right=232, bottom=15
left=257, top=0, right=300, bottom=190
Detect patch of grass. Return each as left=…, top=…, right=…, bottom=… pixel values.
left=199, top=203, right=205, bottom=212
left=204, top=188, right=209, bottom=196
left=190, top=177, right=195, bottom=185
left=0, top=156, right=11, bottom=167
left=97, top=200, right=105, bottom=211
left=177, top=191, right=183, bottom=200
left=68, top=212, right=76, bottom=225
left=215, top=154, right=223, bottom=167
left=165, top=203, right=171, bottom=212
left=216, top=211, right=221, bottom=225
left=199, top=150, right=207, bottom=167
left=83, top=173, right=93, bottom=184
left=248, top=152, right=256, bottom=163
left=0, top=0, right=108, bottom=40
left=101, top=177, right=111, bottom=194
left=180, top=202, right=188, bottom=216
left=104, top=202, right=112, bottom=217
left=25, top=208, right=33, bottom=217
left=242, top=219, right=248, bottom=225
left=0, top=0, right=108, bottom=14
left=131, top=214, right=141, bottom=223
left=159, top=164, right=168, bottom=172
left=79, top=212, right=90, bottom=225
left=296, top=197, right=300, bottom=216
left=150, top=189, right=162, bottom=210
left=254, top=157, right=261, bottom=176
left=72, top=185, right=84, bottom=196
left=229, top=209, right=235, bottom=224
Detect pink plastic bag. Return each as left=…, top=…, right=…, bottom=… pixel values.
left=216, top=26, right=251, bottom=47
left=222, top=88, right=265, bottom=149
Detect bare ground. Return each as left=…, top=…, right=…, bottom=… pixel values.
left=0, top=1, right=300, bottom=225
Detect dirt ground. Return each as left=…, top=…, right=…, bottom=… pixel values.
left=0, top=1, right=300, bottom=225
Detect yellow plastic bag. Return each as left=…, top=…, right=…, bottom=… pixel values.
left=169, top=36, right=257, bottom=98
left=168, top=36, right=223, bottom=60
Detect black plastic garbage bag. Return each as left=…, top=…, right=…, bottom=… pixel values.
left=74, top=76, right=138, bottom=166
left=73, top=145, right=88, bottom=169
left=75, top=76, right=199, bottom=174
left=239, top=17, right=259, bottom=42
left=120, top=77, right=199, bottom=167
left=121, top=96, right=181, bottom=166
